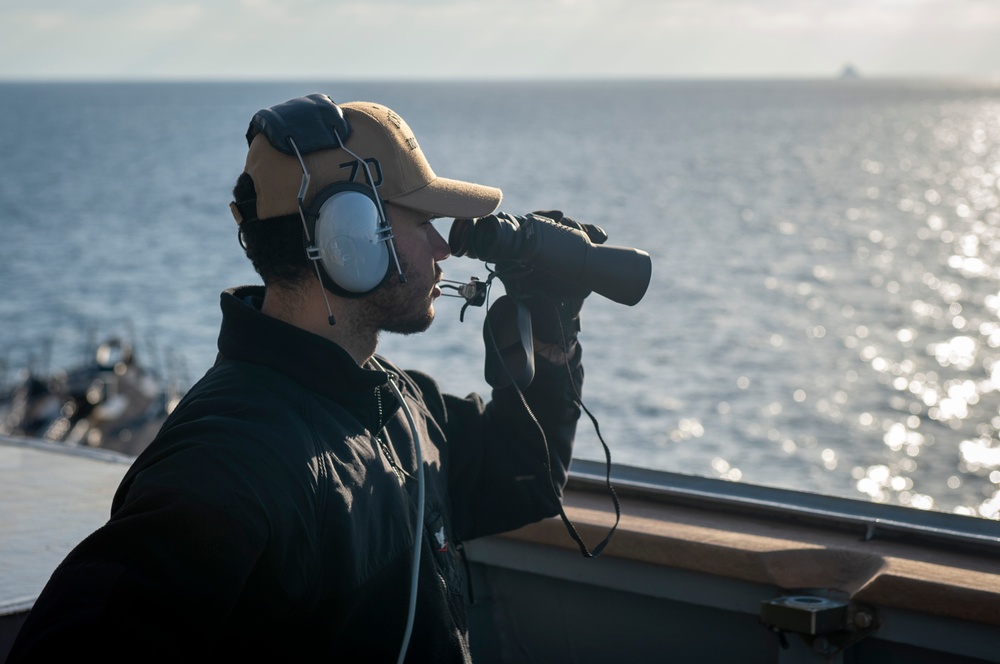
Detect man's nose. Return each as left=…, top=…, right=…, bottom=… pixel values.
left=431, top=225, right=451, bottom=261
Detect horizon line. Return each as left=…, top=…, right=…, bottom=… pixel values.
left=2, top=73, right=1000, bottom=85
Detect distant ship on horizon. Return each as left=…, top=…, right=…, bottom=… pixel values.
left=840, top=63, right=861, bottom=79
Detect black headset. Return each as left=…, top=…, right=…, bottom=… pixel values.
left=243, top=94, right=402, bottom=298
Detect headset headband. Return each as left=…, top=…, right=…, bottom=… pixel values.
left=246, top=93, right=352, bottom=156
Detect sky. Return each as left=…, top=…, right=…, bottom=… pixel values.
left=2, top=0, right=1000, bottom=81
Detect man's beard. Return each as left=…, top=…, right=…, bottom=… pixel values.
left=363, top=255, right=439, bottom=335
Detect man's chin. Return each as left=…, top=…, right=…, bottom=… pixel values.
left=381, top=307, right=435, bottom=335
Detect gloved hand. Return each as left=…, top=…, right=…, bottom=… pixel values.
left=495, top=210, right=607, bottom=351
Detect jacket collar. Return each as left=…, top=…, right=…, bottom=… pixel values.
left=217, top=286, right=397, bottom=429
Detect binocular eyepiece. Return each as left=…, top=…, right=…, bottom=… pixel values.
left=449, top=213, right=652, bottom=306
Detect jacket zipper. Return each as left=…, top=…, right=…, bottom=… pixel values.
left=375, top=386, right=406, bottom=484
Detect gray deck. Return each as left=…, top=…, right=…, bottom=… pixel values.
left=0, top=435, right=131, bottom=616
left=3, top=437, right=998, bottom=662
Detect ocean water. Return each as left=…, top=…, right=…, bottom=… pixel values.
left=2, top=79, right=1000, bottom=518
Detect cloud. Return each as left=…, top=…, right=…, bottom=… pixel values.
left=1, top=0, right=998, bottom=79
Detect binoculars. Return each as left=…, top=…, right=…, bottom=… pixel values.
left=449, top=213, right=652, bottom=306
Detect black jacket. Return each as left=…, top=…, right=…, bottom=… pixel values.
left=8, top=286, right=583, bottom=662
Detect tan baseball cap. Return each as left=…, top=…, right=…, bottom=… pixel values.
left=230, top=98, right=502, bottom=223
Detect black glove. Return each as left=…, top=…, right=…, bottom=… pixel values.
left=496, top=210, right=606, bottom=350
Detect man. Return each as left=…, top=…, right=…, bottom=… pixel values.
left=7, top=95, right=587, bottom=662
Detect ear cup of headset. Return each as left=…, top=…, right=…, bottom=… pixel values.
left=311, top=184, right=391, bottom=294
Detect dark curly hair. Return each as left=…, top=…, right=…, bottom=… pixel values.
left=233, top=172, right=312, bottom=288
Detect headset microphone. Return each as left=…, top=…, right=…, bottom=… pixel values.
left=439, top=277, right=489, bottom=321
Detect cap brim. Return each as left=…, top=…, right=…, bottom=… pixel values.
left=388, top=177, right=502, bottom=219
